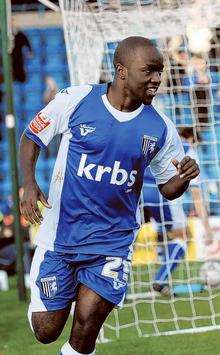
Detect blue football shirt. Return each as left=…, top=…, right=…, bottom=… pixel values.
left=24, top=84, right=184, bottom=258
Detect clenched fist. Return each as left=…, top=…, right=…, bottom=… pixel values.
left=172, top=156, right=200, bottom=181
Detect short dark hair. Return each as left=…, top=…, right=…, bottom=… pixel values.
left=113, top=36, right=156, bottom=68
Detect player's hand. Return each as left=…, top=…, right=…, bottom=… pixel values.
left=20, top=182, right=51, bottom=225
left=171, top=156, right=200, bottom=181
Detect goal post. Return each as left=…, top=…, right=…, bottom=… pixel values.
left=58, top=0, right=220, bottom=338
left=0, top=0, right=26, bottom=301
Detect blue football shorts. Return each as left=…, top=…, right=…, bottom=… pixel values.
left=28, top=246, right=131, bottom=313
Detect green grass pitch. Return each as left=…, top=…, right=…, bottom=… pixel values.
left=1, top=276, right=220, bottom=355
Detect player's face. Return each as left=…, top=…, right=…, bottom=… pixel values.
left=125, top=46, right=164, bottom=105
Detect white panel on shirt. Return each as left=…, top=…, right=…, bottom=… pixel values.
left=30, top=85, right=92, bottom=146
left=150, top=109, right=185, bottom=185
left=34, top=133, right=71, bottom=250
left=32, top=85, right=92, bottom=250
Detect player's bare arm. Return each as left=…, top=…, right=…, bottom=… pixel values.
left=158, top=156, right=200, bottom=200
left=19, top=134, right=51, bottom=225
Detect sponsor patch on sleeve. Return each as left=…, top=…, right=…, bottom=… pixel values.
left=29, top=112, right=51, bottom=134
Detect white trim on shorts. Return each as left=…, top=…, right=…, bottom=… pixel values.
left=28, top=247, right=47, bottom=316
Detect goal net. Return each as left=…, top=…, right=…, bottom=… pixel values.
left=59, top=0, right=220, bottom=338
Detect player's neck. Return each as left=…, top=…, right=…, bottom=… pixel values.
left=107, top=82, right=143, bottom=112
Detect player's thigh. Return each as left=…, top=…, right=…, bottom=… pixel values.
left=71, top=255, right=130, bottom=337
left=28, top=246, right=76, bottom=340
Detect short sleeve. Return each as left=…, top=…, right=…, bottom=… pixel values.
left=24, top=85, right=92, bottom=148
left=150, top=113, right=185, bottom=185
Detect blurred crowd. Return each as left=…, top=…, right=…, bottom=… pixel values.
left=0, top=189, right=33, bottom=278
left=161, top=27, right=220, bottom=129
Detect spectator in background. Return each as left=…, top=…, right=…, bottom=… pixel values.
left=179, top=54, right=211, bottom=128
left=167, top=50, right=188, bottom=93
left=166, top=36, right=189, bottom=94
left=142, top=165, right=189, bottom=297
left=142, top=126, right=212, bottom=296
left=179, top=127, right=213, bottom=243
left=0, top=214, right=15, bottom=275
left=11, top=26, right=33, bottom=83
left=0, top=188, right=32, bottom=284
left=0, top=211, right=32, bottom=280
left=190, top=55, right=210, bottom=127
left=209, top=27, right=220, bottom=72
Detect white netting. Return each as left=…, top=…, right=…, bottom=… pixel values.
left=59, top=0, right=220, bottom=338
left=59, top=0, right=220, bottom=84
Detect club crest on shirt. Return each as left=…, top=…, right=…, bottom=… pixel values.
left=142, top=135, right=158, bottom=157
left=79, top=124, right=96, bottom=136
left=40, top=276, right=58, bottom=298
left=29, top=112, right=51, bottom=134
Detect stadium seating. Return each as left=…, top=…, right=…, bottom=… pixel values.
left=0, top=27, right=70, bottom=206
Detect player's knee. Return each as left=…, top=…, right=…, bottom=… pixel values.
left=30, top=312, right=64, bottom=344
left=35, top=332, right=58, bottom=344
left=33, top=324, right=61, bottom=344
left=74, top=315, right=97, bottom=340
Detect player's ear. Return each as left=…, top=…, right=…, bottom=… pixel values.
left=116, top=63, right=126, bottom=80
